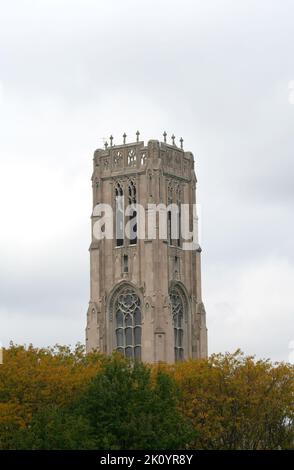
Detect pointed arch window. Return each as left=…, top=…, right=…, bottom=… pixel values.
left=128, top=181, right=137, bottom=245
left=167, top=196, right=173, bottom=245
left=115, top=183, right=124, bottom=246
left=115, top=287, right=141, bottom=360
left=177, top=197, right=181, bottom=247
left=170, top=288, right=184, bottom=361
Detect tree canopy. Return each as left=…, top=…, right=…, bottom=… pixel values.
left=0, top=344, right=293, bottom=450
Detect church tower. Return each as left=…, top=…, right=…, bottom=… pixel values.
left=86, top=132, right=207, bottom=363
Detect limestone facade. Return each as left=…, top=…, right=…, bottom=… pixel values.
left=86, top=135, right=208, bottom=363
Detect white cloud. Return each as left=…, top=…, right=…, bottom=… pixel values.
left=0, top=0, right=293, bottom=361
left=205, top=258, right=294, bottom=361
left=0, top=306, right=84, bottom=348
left=0, top=81, right=3, bottom=106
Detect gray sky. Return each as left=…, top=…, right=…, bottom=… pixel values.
left=0, top=0, right=293, bottom=362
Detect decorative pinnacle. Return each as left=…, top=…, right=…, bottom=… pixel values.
left=171, top=134, right=175, bottom=145
left=180, top=137, right=183, bottom=149
left=136, top=130, right=140, bottom=142
left=123, top=132, right=127, bottom=144
left=163, top=131, right=167, bottom=143
left=109, top=135, right=114, bottom=146
left=104, top=141, right=108, bottom=149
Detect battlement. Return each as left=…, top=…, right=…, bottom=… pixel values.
left=93, top=132, right=194, bottom=179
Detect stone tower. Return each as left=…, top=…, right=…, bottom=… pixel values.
left=86, top=132, right=207, bottom=363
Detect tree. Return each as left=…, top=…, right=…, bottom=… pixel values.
left=0, top=343, right=103, bottom=449
left=75, top=356, right=196, bottom=449
left=1, top=344, right=293, bottom=450
left=169, top=350, right=294, bottom=449
left=18, top=355, right=195, bottom=450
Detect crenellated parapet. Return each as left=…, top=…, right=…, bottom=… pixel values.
left=93, top=131, right=195, bottom=181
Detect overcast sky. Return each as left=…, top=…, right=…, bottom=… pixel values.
left=0, top=0, right=293, bottom=362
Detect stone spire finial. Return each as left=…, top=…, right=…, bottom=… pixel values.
left=109, top=135, right=114, bottom=147
left=180, top=137, right=183, bottom=149
left=163, top=131, right=167, bottom=143
left=136, top=130, right=140, bottom=142
left=171, top=134, right=175, bottom=145
left=104, top=141, right=108, bottom=149
left=123, top=132, right=127, bottom=144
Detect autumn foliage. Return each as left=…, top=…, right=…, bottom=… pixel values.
left=169, top=351, right=294, bottom=449
left=0, top=343, right=103, bottom=449
left=0, top=344, right=293, bottom=450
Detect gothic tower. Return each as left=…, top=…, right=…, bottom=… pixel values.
left=86, top=132, right=208, bottom=363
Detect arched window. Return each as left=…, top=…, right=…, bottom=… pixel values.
left=170, top=289, right=184, bottom=361
left=128, top=181, right=137, bottom=245
left=115, top=183, right=124, bottom=246
left=115, top=287, right=141, bottom=360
